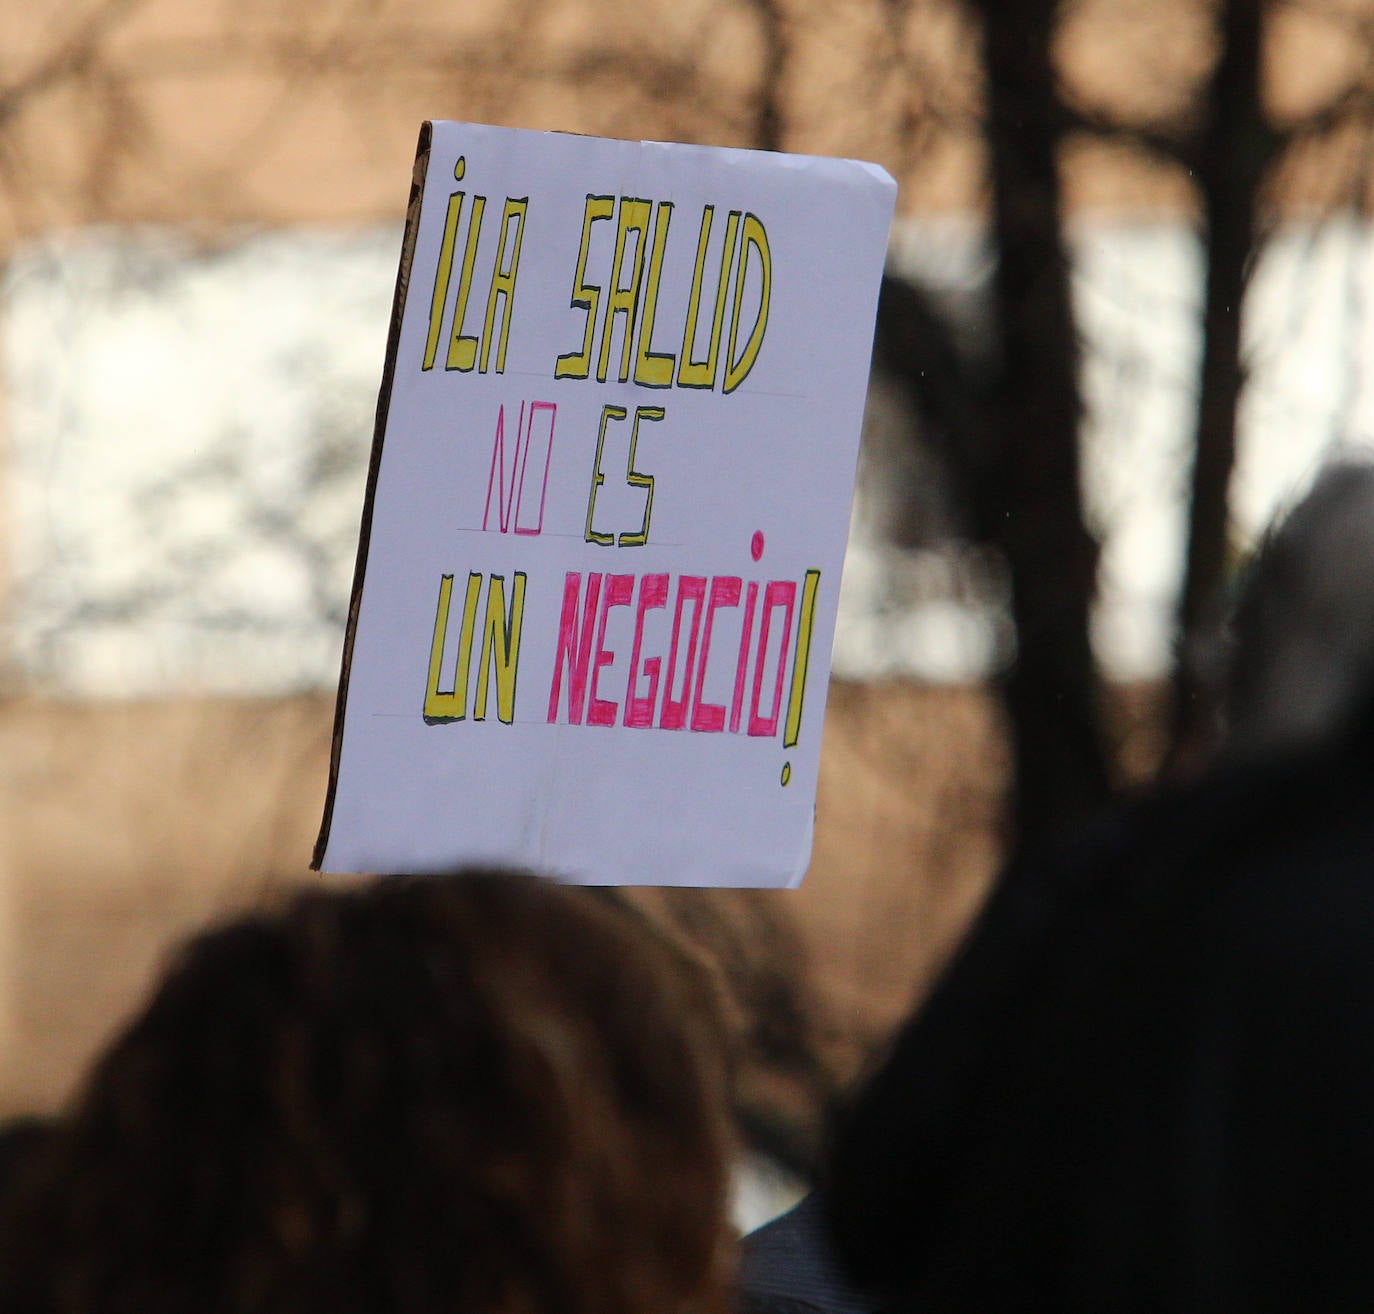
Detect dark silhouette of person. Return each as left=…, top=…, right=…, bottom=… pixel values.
left=737, top=457, right=1374, bottom=1313
left=1224, top=457, right=1374, bottom=759
left=0, top=1116, right=52, bottom=1202
left=739, top=1189, right=878, bottom=1314
left=0, top=869, right=738, bottom=1314
left=826, top=693, right=1374, bottom=1311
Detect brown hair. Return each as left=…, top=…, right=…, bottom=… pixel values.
left=0, top=871, right=736, bottom=1314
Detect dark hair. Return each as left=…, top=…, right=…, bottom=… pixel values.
left=0, top=871, right=736, bottom=1314
left=1227, top=457, right=1374, bottom=755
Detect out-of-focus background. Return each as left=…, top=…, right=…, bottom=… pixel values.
left=2, top=0, right=1372, bottom=1220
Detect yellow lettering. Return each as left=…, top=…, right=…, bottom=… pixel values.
left=480, top=198, right=527, bottom=374
left=633, top=203, right=676, bottom=388
left=423, top=572, right=482, bottom=721
left=424, top=192, right=464, bottom=371
left=474, top=572, right=527, bottom=724
left=423, top=574, right=459, bottom=719
left=618, top=406, right=664, bottom=547
left=724, top=213, right=771, bottom=394
left=598, top=198, right=652, bottom=383
left=678, top=208, right=740, bottom=390
left=446, top=196, right=487, bottom=372
left=585, top=404, right=625, bottom=546
left=783, top=569, right=820, bottom=748
left=555, top=195, right=615, bottom=380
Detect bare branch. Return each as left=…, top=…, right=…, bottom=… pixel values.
left=0, top=0, right=146, bottom=125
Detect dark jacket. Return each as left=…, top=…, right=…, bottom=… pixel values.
left=828, top=711, right=1374, bottom=1312
left=740, top=1191, right=878, bottom=1314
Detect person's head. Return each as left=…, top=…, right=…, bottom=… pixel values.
left=1226, top=458, right=1374, bottom=757
left=0, top=870, right=736, bottom=1314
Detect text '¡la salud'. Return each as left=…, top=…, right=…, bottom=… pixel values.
left=411, top=158, right=819, bottom=767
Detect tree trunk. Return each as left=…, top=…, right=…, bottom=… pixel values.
left=1168, top=0, right=1275, bottom=769
left=970, top=0, right=1113, bottom=845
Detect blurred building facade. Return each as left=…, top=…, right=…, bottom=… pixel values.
left=3, top=0, right=1374, bottom=1125
left=5, top=0, right=1374, bottom=696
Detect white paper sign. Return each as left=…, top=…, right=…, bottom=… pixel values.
left=314, top=121, right=895, bottom=886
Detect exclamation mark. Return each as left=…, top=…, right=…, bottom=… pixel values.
left=780, top=568, right=820, bottom=785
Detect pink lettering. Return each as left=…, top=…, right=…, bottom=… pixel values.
left=514, top=401, right=556, bottom=535
left=588, top=574, right=634, bottom=726
left=483, top=402, right=520, bottom=532
left=483, top=399, right=556, bottom=535
left=749, top=580, right=796, bottom=737
left=730, top=580, right=759, bottom=733
left=659, top=577, right=706, bottom=731
left=625, top=573, right=669, bottom=727
left=547, top=572, right=602, bottom=724
left=691, top=575, right=742, bottom=732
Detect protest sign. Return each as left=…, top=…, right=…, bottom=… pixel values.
left=313, top=121, right=895, bottom=886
